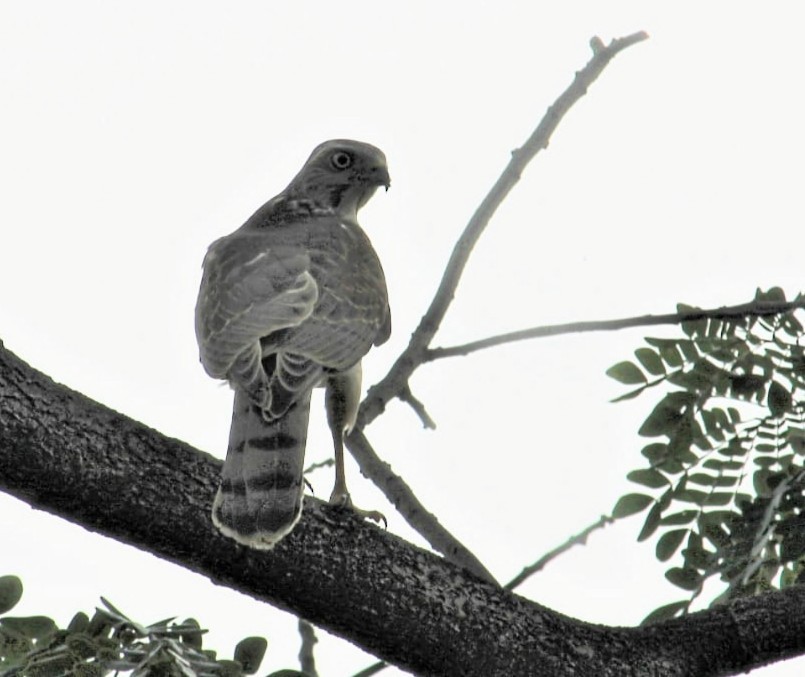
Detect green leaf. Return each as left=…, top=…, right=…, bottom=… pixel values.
left=641, top=600, right=688, bottom=625
left=755, top=286, right=786, bottom=303
left=606, top=361, right=646, bottom=385
left=768, top=381, right=792, bottom=417
left=755, top=443, right=777, bottom=453
left=729, top=374, right=767, bottom=399
left=635, top=348, right=665, bottom=376
left=674, top=488, right=707, bottom=505
left=627, top=469, right=667, bottom=489
left=656, top=529, right=687, bottom=561
left=0, top=575, right=23, bottom=615
left=682, top=542, right=714, bottom=570
left=67, top=611, right=90, bottom=633
left=687, top=473, right=716, bottom=486
left=638, top=501, right=665, bottom=542
left=217, top=660, right=247, bottom=677
left=701, top=521, right=730, bottom=548
left=704, top=492, right=734, bottom=507
left=657, top=457, right=685, bottom=475
left=665, top=566, right=702, bottom=591
left=678, top=304, right=705, bottom=337
left=610, top=386, right=646, bottom=403
left=703, top=459, right=743, bottom=471
left=788, top=431, right=805, bottom=454
left=639, top=399, right=686, bottom=438
left=234, top=636, right=267, bottom=675
left=641, top=443, right=667, bottom=462
left=660, top=510, right=699, bottom=526
left=0, top=616, right=57, bottom=640
left=612, top=493, right=653, bottom=518
left=180, top=618, right=203, bottom=650
left=679, top=340, right=700, bottom=362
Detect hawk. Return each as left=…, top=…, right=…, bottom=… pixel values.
left=195, top=139, right=391, bottom=548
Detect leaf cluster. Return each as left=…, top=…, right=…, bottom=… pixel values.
left=607, top=288, right=805, bottom=623
left=0, top=576, right=273, bottom=677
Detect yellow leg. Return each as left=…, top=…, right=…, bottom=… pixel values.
left=325, top=364, right=386, bottom=526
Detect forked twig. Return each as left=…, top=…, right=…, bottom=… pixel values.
left=357, top=31, right=648, bottom=430
left=348, top=32, right=648, bottom=581
left=399, top=384, right=437, bottom=429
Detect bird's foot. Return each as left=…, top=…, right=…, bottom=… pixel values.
left=329, top=488, right=387, bottom=528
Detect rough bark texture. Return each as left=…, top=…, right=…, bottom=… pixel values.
left=1, top=340, right=805, bottom=676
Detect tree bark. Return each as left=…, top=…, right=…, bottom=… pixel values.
left=1, top=340, right=804, bottom=676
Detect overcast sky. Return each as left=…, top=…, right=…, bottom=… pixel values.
left=1, top=2, right=804, bottom=675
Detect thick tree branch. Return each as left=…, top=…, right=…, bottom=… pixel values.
left=427, top=296, right=805, bottom=361
left=2, top=342, right=805, bottom=675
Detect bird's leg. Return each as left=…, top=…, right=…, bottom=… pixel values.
left=325, top=363, right=386, bottom=526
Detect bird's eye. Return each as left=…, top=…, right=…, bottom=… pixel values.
left=330, top=151, right=353, bottom=170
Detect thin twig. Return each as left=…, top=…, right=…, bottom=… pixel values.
left=345, top=429, right=497, bottom=583
left=304, top=458, right=335, bottom=474
left=298, top=618, right=318, bottom=677
left=504, top=514, right=614, bottom=591
left=399, top=384, right=437, bottom=429
left=427, top=298, right=805, bottom=361
left=346, top=33, right=647, bottom=581
left=351, top=660, right=388, bottom=677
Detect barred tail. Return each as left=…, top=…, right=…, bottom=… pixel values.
left=212, top=389, right=310, bottom=549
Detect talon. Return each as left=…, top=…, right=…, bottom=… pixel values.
left=328, top=490, right=387, bottom=528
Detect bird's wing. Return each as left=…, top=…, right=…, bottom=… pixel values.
left=195, top=231, right=319, bottom=406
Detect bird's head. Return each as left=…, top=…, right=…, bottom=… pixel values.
left=285, top=139, right=390, bottom=220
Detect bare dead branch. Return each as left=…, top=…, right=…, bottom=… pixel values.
left=399, top=384, right=437, bottom=429
left=356, top=31, right=648, bottom=432
left=504, top=515, right=614, bottom=591
left=344, top=32, right=647, bottom=583
left=426, top=296, right=805, bottom=361
left=298, top=618, right=319, bottom=677
left=345, top=429, right=497, bottom=583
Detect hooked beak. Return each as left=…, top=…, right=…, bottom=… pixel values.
left=370, top=165, right=391, bottom=191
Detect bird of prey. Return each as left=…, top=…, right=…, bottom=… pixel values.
left=195, top=139, right=391, bottom=548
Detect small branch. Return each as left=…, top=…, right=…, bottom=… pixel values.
left=345, top=429, right=497, bottom=584
left=399, top=384, right=437, bottom=429
left=298, top=618, right=318, bottom=677
left=304, top=458, right=334, bottom=474
left=344, top=31, right=647, bottom=586
left=427, top=297, right=805, bottom=361
left=504, top=515, right=614, bottom=591
left=352, top=661, right=388, bottom=677
left=357, top=32, right=648, bottom=430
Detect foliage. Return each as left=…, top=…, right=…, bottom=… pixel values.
left=0, top=575, right=269, bottom=677
left=607, top=288, right=805, bottom=623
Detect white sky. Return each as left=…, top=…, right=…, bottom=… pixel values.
left=1, top=2, right=803, bottom=675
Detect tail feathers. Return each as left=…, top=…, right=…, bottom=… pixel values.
left=212, top=389, right=310, bottom=549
